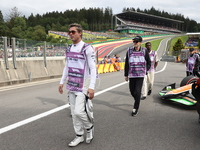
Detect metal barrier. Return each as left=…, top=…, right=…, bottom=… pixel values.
left=0, top=37, right=4, bottom=60
left=3, top=37, right=9, bottom=69
left=0, top=37, right=69, bottom=69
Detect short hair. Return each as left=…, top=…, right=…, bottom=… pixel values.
left=145, top=42, right=151, bottom=46
left=69, top=23, right=83, bottom=38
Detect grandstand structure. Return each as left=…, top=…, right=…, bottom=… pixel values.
left=114, top=11, right=184, bottom=35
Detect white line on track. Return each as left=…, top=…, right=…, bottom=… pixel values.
left=155, top=62, right=167, bottom=74
left=0, top=104, right=70, bottom=134
left=0, top=61, right=168, bottom=135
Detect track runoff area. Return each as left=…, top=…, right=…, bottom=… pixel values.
left=0, top=35, right=199, bottom=149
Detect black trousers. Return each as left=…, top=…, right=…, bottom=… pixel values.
left=186, top=71, right=194, bottom=76
left=129, top=77, right=144, bottom=110
left=186, top=69, right=200, bottom=77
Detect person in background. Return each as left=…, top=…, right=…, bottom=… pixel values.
left=58, top=23, right=96, bottom=147
left=186, top=48, right=200, bottom=76
left=117, top=55, right=121, bottom=62
left=111, top=55, right=116, bottom=64
left=124, top=36, right=151, bottom=116
left=141, top=42, right=159, bottom=100
left=107, top=56, right=111, bottom=64
left=104, top=56, right=107, bottom=64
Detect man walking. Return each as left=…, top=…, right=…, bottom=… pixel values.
left=58, top=23, right=96, bottom=147
left=141, top=42, right=159, bottom=100
left=124, top=36, right=151, bottom=116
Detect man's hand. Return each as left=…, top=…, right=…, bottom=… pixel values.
left=87, top=89, right=94, bottom=100
left=125, top=76, right=128, bottom=82
left=58, top=84, right=63, bottom=94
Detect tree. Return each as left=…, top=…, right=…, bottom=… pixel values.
left=26, top=27, right=34, bottom=39
left=122, top=7, right=127, bottom=12
left=5, top=6, right=22, bottom=22
left=80, top=21, right=89, bottom=30
left=0, top=10, right=8, bottom=36
left=46, top=35, right=54, bottom=42
left=55, top=21, right=61, bottom=31
left=184, top=17, right=190, bottom=32
left=60, top=25, right=68, bottom=32
left=32, top=29, right=46, bottom=41
left=45, top=24, right=51, bottom=33
left=173, top=38, right=185, bottom=51
left=11, top=17, right=26, bottom=38
left=51, top=23, right=56, bottom=31
left=12, top=26, right=24, bottom=38
left=32, top=25, right=46, bottom=41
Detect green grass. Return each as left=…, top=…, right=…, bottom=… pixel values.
left=168, top=35, right=188, bottom=55
left=141, top=38, right=165, bottom=51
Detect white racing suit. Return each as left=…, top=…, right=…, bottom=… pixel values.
left=69, top=79, right=94, bottom=135
left=60, top=40, right=97, bottom=136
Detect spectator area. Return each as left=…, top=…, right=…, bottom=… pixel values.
left=186, top=38, right=198, bottom=47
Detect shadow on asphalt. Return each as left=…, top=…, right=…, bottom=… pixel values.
left=36, top=97, right=66, bottom=107
left=93, top=98, right=131, bottom=114
left=107, top=90, right=130, bottom=96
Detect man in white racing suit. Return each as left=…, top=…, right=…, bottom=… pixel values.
left=58, top=23, right=97, bottom=147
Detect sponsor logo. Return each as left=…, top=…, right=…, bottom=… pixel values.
left=69, top=72, right=83, bottom=78
left=67, top=81, right=79, bottom=87
left=69, top=58, right=78, bottom=61
left=74, top=55, right=84, bottom=58
left=72, top=68, right=80, bottom=73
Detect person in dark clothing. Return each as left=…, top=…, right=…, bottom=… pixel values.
left=124, top=36, right=151, bottom=116
left=186, top=48, right=200, bottom=77
left=192, top=78, right=200, bottom=124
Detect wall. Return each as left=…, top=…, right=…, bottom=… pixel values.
left=0, top=57, right=125, bottom=87
left=0, top=57, right=66, bottom=86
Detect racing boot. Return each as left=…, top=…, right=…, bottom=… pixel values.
left=68, top=135, right=84, bottom=147
left=86, top=126, right=94, bottom=143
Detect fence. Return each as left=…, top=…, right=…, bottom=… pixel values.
left=0, top=37, right=68, bottom=69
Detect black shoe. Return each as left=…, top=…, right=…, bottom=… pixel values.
left=148, top=90, right=152, bottom=95
left=141, top=96, right=146, bottom=100
left=131, top=109, right=138, bottom=116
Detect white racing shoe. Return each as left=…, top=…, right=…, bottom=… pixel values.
left=68, top=136, right=84, bottom=147
left=86, top=126, right=94, bottom=143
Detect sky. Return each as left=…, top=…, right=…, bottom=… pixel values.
left=1, top=0, right=200, bottom=23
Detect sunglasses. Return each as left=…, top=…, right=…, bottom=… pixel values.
left=68, top=30, right=77, bottom=35
left=146, top=45, right=151, bottom=46
left=133, top=41, right=139, bottom=43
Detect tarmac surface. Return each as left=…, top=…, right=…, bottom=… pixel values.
left=1, top=37, right=200, bottom=150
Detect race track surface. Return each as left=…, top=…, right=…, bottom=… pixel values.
left=0, top=36, right=200, bottom=150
